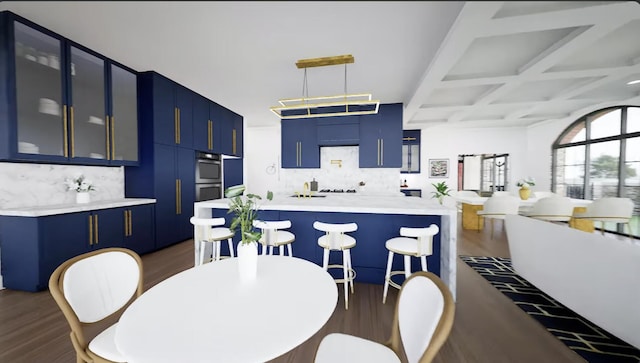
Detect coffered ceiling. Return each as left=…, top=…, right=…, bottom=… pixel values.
left=1, top=1, right=639, bottom=130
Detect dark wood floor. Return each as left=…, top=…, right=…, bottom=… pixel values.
left=0, top=216, right=585, bottom=363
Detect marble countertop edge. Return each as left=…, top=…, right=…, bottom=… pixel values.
left=0, top=198, right=157, bottom=217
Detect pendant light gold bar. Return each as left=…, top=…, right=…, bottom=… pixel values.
left=295, top=54, right=354, bottom=69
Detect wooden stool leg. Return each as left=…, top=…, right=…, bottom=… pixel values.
left=383, top=251, right=394, bottom=304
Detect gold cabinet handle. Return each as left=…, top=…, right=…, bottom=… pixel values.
left=70, top=106, right=75, bottom=158
left=124, top=210, right=129, bottom=236
left=178, top=179, right=182, bottom=214
left=380, top=138, right=384, bottom=166
left=88, top=215, right=93, bottom=245
left=177, top=108, right=181, bottom=144
left=208, top=120, right=212, bottom=150
left=176, top=179, right=180, bottom=214
left=128, top=210, right=133, bottom=236
left=94, top=215, right=99, bottom=244
left=110, top=115, right=116, bottom=160
left=174, top=108, right=179, bottom=144
left=106, top=115, right=111, bottom=160
left=232, top=129, right=237, bottom=154
left=63, top=105, right=69, bottom=157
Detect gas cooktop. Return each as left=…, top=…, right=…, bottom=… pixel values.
left=319, top=189, right=357, bottom=193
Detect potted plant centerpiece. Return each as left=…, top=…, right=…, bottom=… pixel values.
left=431, top=181, right=451, bottom=205
left=225, top=184, right=273, bottom=281
left=516, top=177, right=536, bottom=200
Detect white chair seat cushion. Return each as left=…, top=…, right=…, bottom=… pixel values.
left=88, top=323, right=127, bottom=362
left=318, top=234, right=356, bottom=250
left=259, top=230, right=295, bottom=246
left=385, top=237, right=424, bottom=255
left=207, top=227, right=234, bottom=240
left=314, top=333, right=401, bottom=363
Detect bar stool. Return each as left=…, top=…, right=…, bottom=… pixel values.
left=189, top=217, right=235, bottom=265
left=313, top=221, right=358, bottom=310
left=252, top=220, right=295, bottom=256
left=382, top=224, right=439, bottom=304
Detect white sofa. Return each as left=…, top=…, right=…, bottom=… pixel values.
left=505, top=215, right=640, bottom=349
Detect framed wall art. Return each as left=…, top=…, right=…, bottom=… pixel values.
left=429, top=159, right=449, bottom=178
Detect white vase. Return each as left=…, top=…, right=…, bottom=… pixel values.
left=237, top=241, right=258, bottom=283
left=76, top=192, right=90, bottom=204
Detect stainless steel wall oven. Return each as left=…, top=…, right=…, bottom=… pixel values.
left=195, top=152, right=222, bottom=201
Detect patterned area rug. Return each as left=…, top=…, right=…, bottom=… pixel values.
left=460, top=256, right=640, bottom=363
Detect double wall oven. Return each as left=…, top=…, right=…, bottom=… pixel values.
left=195, top=152, right=222, bottom=202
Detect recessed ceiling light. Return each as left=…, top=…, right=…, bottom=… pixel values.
left=627, top=79, right=640, bottom=85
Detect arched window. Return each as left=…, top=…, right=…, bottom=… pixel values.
left=552, top=106, right=640, bottom=237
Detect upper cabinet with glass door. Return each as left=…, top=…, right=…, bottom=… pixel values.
left=0, top=11, right=138, bottom=165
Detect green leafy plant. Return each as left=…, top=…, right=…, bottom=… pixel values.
left=225, top=185, right=273, bottom=245
left=431, top=181, right=451, bottom=204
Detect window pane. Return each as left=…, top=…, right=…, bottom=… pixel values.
left=627, top=107, right=640, bottom=134
left=590, top=109, right=621, bottom=140
left=589, top=140, right=620, bottom=199
left=554, top=145, right=585, bottom=198
left=558, top=121, right=585, bottom=144
left=624, top=137, right=639, bottom=238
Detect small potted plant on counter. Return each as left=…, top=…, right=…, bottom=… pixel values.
left=431, top=181, right=451, bottom=205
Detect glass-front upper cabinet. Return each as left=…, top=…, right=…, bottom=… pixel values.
left=69, top=45, right=107, bottom=161
left=110, top=63, right=139, bottom=163
left=13, top=20, right=67, bottom=160
left=0, top=12, right=139, bottom=165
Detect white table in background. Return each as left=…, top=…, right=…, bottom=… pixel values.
left=115, top=255, right=338, bottom=363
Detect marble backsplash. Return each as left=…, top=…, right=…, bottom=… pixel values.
left=280, top=146, right=402, bottom=196
left=0, top=163, right=124, bottom=209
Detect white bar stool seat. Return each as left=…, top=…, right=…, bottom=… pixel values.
left=253, top=220, right=295, bottom=256
left=313, top=221, right=358, bottom=310
left=382, top=224, right=439, bottom=304
left=190, top=217, right=235, bottom=265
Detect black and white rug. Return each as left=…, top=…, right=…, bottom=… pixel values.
left=460, top=255, right=640, bottom=363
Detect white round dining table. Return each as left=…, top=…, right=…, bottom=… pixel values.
left=115, top=255, right=338, bottom=363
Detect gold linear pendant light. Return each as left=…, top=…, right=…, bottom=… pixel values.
left=270, top=54, right=380, bottom=120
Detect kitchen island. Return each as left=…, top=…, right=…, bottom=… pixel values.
left=194, top=194, right=457, bottom=298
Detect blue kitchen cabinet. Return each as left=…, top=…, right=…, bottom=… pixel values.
left=219, top=106, right=243, bottom=157
left=224, top=157, right=244, bottom=190
left=148, top=144, right=194, bottom=249
left=0, top=206, right=127, bottom=292
left=279, top=211, right=322, bottom=265
left=359, top=103, right=402, bottom=168
left=317, top=116, right=360, bottom=146
left=123, top=204, right=156, bottom=255
left=140, top=72, right=193, bottom=149
left=193, top=94, right=223, bottom=153
left=281, top=118, right=320, bottom=168
left=0, top=11, right=139, bottom=166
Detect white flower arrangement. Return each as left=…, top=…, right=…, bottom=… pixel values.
left=516, top=177, right=536, bottom=188
left=65, top=174, right=96, bottom=193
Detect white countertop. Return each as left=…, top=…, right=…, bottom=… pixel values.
left=195, top=194, right=455, bottom=216
left=0, top=198, right=156, bottom=217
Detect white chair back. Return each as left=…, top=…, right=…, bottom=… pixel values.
left=313, top=221, right=358, bottom=250
left=253, top=220, right=292, bottom=246
left=189, top=216, right=226, bottom=227
left=527, top=197, right=574, bottom=222
left=63, top=250, right=141, bottom=323
left=492, top=191, right=511, bottom=197
left=535, top=191, right=559, bottom=199
left=452, top=190, right=479, bottom=198
left=397, top=273, right=446, bottom=363
left=582, top=197, right=634, bottom=223
left=400, top=225, right=439, bottom=255
left=481, top=195, right=520, bottom=217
